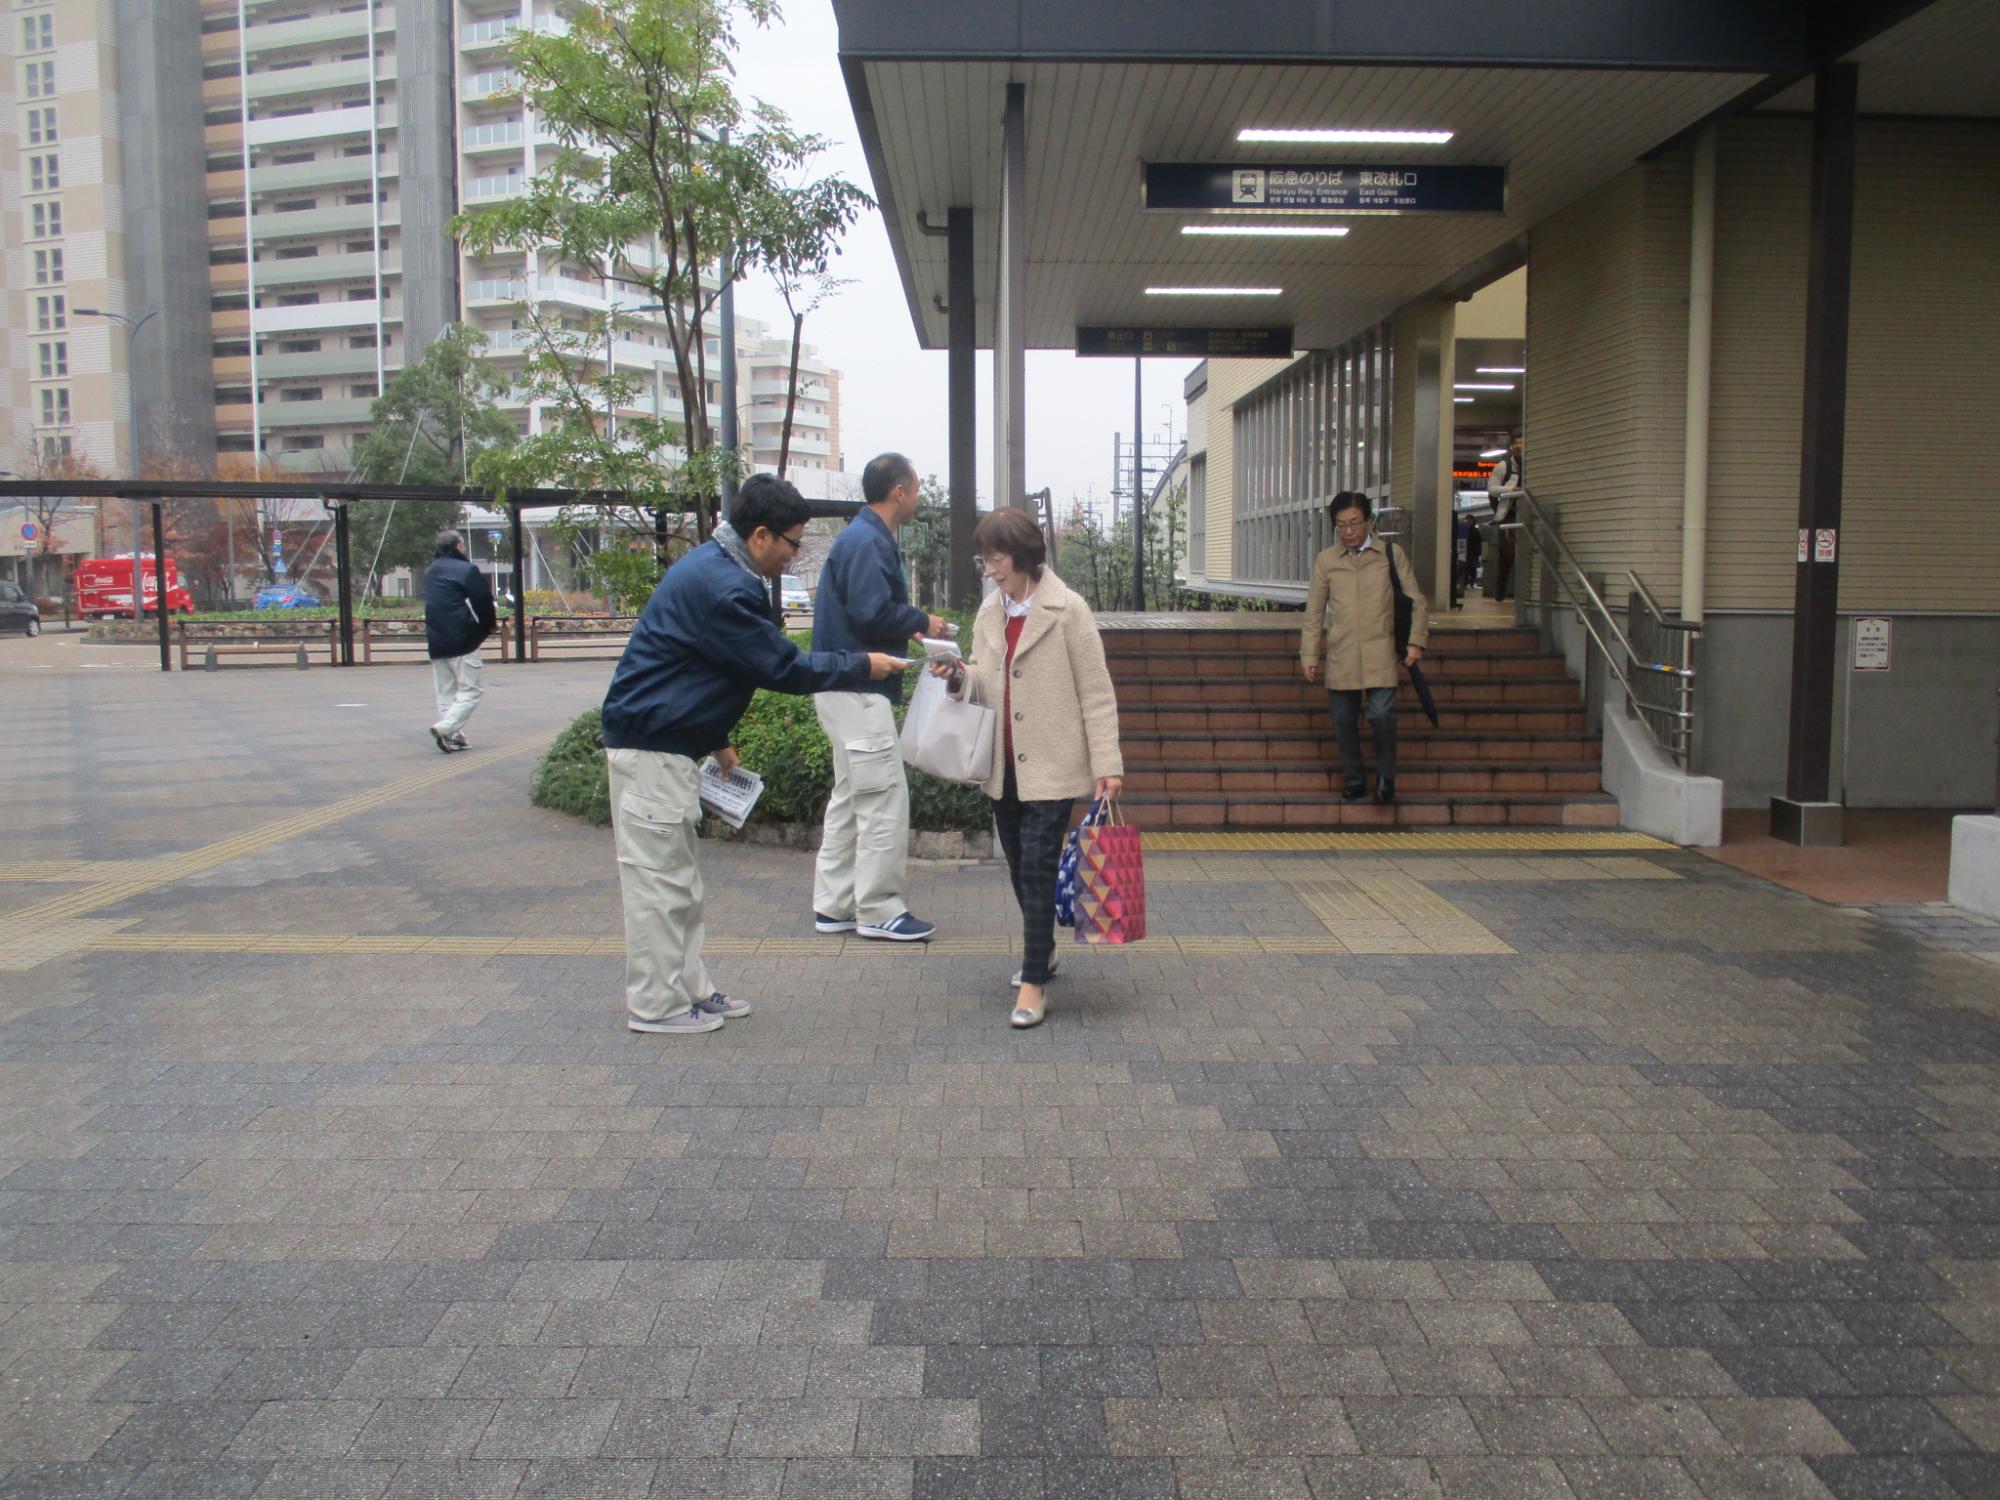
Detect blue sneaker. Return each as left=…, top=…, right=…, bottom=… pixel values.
left=814, top=912, right=857, bottom=934
left=857, top=912, right=936, bottom=943
left=692, top=991, right=752, bottom=1019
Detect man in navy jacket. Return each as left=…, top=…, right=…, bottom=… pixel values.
left=809, top=453, right=947, bottom=943
left=603, top=476, right=903, bottom=1036
left=422, top=529, right=498, bottom=753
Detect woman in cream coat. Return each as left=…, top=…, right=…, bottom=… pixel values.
left=936, top=507, right=1123, bottom=1027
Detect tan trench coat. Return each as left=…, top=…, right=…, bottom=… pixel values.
left=956, top=568, right=1123, bottom=801
left=1299, top=538, right=1432, bottom=691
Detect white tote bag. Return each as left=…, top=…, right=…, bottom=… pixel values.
left=900, top=670, right=996, bottom=784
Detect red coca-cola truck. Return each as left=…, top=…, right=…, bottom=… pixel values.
left=75, top=556, right=196, bottom=619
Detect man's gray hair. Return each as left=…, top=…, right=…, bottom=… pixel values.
left=437, top=528, right=463, bottom=551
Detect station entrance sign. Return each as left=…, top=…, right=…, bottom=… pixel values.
left=1144, top=162, right=1507, bottom=215
left=1077, top=326, right=1293, bottom=359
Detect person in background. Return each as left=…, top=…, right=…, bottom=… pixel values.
left=422, top=528, right=496, bottom=753
left=1486, top=432, right=1525, bottom=601
left=1301, top=492, right=1430, bottom=805
left=600, top=474, right=904, bottom=1037
left=810, top=452, right=949, bottom=943
left=934, top=507, right=1122, bottom=1029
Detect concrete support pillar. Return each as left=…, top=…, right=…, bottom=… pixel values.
left=1391, top=299, right=1455, bottom=602
left=1772, top=63, right=1858, bottom=848
left=396, top=0, right=460, bottom=365
left=992, top=83, right=1027, bottom=516
left=947, top=207, right=979, bottom=610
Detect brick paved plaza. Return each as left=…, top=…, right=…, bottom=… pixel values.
left=3, top=649, right=1999, bottom=1499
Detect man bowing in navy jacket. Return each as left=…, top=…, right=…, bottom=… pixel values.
left=601, top=475, right=904, bottom=1037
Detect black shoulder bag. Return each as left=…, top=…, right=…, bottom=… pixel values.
left=1383, top=542, right=1413, bottom=653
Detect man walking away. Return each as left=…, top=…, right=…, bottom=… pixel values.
left=1301, top=492, right=1430, bottom=805
left=1486, top=432, right=1525, bottom=602
left=601, top=474, right=905, bottom=1036
left=809, top=451, right=947, bottom=943
left=423, top=528, right=497, bottom=753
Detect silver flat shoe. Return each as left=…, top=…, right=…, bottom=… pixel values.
left=1010, top=999, right=1049, bottom=1029
left=1010, top=957, right=1058, bottom=987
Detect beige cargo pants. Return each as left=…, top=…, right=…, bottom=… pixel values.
left=812, top=690, right=911, bottom=929
left=607, top=748, right=713, bottom=1024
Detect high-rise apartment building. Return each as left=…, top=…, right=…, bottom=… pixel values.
left=3, top=0, right=128, bottom=474
left=4, top=0, right=845, bottom=490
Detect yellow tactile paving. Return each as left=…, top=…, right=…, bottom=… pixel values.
left=0, top=739, right=539, bottom=969
left=0, top=860, right=179, bottom=883
left=1142, top=830, right=1668, bottom=853
left=1289, top=872, right=1514, bottom=956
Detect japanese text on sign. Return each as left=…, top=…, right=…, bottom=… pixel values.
left=1145, top=161, right=1507, bottom=215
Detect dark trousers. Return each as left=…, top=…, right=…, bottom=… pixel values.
left=992, top=767, right=1074, bottom=986
left=1329, top=686, right=1399, bottom=793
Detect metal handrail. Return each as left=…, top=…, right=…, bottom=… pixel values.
left=1509, top=488, right=1700, bottom=765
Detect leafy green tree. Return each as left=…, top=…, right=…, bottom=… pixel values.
left=451, top=0, right=870, bottom=545
left=349, top=326, right=518, bottom=593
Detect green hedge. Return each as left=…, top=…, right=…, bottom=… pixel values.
left=530, top=676, right=993, bottom=836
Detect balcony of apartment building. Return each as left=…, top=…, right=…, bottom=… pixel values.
left=222, top=6, right=387, bottom=59
left=461, top=116, right=528, bottom=157
left=210, top=150, right=399, bottom=200
left=461, top=69, right=521, bottom=105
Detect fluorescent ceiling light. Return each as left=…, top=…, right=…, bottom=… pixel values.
left=1144, top=286, right=1283, bottom=297
left=1475, top=366, right=1526, bottom=374
left=1479, top=448, right=1507, bottom=458
left=1453, top=397, right=1474, bottom=404
left=1181, top=224, right=1349, bottom=238
left=1454, top=382, right=1515, bottom=391
left=1238, top=127, right=1453, bottom=145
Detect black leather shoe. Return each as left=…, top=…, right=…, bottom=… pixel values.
left=1342, top=783, right=1368, bottom=802
left=1374, top=779, right=1396, bottom=804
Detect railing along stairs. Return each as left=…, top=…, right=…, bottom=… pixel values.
left=1507, top=490, right=1700, bottom=766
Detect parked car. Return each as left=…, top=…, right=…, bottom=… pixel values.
left=253, top=585, right=322, bottom=610
left=780, top=575, right=811, bottom=615
left=0, top=580, right=40, bottom=637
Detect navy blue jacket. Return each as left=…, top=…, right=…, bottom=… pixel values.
left=422, top=545, right=497, bottom=660
left=602, top=539, right=870, bottom=759
left=811, top=506, right=927, bottom=703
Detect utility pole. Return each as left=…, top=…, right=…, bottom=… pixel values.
left=1131, top=355, right=1145, bottom=612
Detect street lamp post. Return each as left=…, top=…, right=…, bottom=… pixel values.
left=73, top=307, right=158, bottom=619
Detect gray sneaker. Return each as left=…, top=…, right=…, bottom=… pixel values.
left=692, top=991, right=751, bottom=1019
left=628, top=1007, right=725, bottom=1036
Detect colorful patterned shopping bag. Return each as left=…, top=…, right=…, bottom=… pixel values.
left=1071, top=800, right=1147, bottom=945
left=1053, top=795, right=1108, bottom=929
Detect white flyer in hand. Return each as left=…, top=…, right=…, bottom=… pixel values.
left=698, top=758, right=764, bottom=829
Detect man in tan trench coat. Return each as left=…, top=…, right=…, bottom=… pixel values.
left=1300, top=491, right=1431, bottom=803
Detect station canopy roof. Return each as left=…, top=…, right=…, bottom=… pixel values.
left=833, top=0, right=1991, bottom=353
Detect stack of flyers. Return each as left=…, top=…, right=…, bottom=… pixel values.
left=698, top=758, right=764, bottom=829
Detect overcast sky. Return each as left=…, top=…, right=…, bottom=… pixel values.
left=728, top=1, right=1197, bottom=517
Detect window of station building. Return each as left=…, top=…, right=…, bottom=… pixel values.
left=37, top=387, right=70, bottom=426
left=23, top=59, right=55, bottom=98
left=29, top=201, right=61, bottom=238
left=32, top=248, right=63, bottom=285
left=35, top=294, right=66, bottom=332
left=26, top=107, right=56, bottom=145
left=37, top=342, right=67, bottom=379
left=21, top=11, right=52, bottom=50
left=280, top=387, right=323, bottom=402
left=28, top=153, right=60, bottom=192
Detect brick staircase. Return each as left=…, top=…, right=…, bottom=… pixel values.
left=1101, top=619, right=1618, bottom=830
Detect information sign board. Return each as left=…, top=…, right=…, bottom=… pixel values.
left=1144, top=162, right=1506, bottom=215
left=1076, top=326, right=1293, bottom=359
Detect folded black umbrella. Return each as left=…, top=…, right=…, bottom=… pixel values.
left=1407, top=660, right=1441, bottom=727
